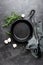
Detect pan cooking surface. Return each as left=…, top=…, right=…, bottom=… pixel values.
left=13, top=22, right=30, bottom=39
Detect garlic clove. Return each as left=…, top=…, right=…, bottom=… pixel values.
left=7, top=38, right=11, bottom=43
left=13, top=44, right=17, bottom=48
left=4, top=40, right=8, bottom=44
left=21, top=14, right=25, bottom=18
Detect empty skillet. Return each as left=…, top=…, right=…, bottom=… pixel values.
left=10, top=10, right=35, bottom=43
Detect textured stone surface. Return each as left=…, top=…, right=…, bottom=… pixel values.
left=0, top=0, right=43, bottom=65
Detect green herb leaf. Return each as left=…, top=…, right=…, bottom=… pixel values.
left=2, top=12, right=22, bottom=27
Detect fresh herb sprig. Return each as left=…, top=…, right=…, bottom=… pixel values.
left=2, top=12, right=22, bottom=27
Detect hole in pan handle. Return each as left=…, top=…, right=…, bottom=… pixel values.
left=28, top=9, right=35, bottom=19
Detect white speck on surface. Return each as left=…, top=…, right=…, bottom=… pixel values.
left=8, top=38, right=11, bottom=43
left=4, top=40, right=8, bottom=44
left=21, top=14, right=25, bottom=18
left=13, top=44, right=17, bottom=48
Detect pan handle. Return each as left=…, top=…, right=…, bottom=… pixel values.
left=28, top=10, right=35, bottom=19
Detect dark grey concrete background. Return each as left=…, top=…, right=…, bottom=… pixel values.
left=0, top=0, right=43, bottom=65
